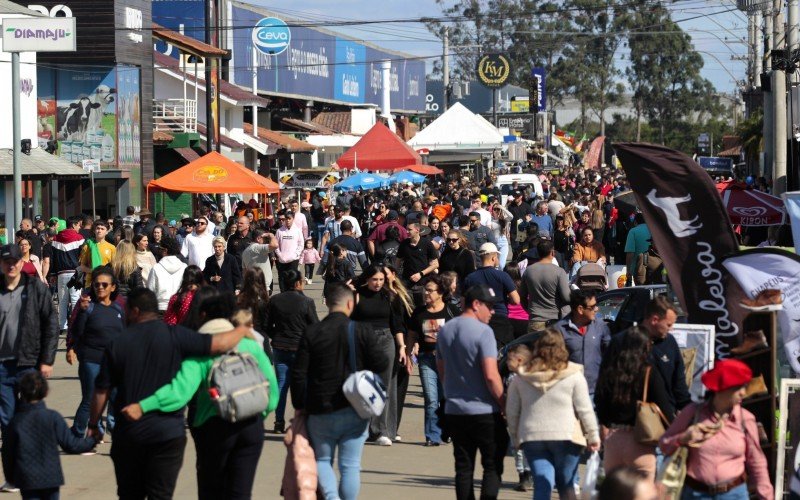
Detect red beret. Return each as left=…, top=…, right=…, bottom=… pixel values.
left=701, top=359, right=752, bottom=392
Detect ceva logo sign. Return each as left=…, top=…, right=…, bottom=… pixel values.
left=252, top=17, right=290, bottom=56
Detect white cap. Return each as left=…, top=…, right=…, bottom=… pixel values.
left=479, top=242, right=499, bottom=255
left=198, top=319, right=235, bottom=335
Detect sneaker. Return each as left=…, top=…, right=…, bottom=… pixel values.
left=80, top=450, right=97, bottom=456
left=0, top=483, right=18, bottom=493
left=304, top=278, right=310, bottom=284
left=513, top=472, right=528, bottom=492
left=424, top=440, right=440, bottom=447
left=308, top=280, right=313, bottom=284
left=375, top=436, right=392, bottom=446
left=273, top=421, right=286, bottom=434
left=394, top=435, right=402, bottom=442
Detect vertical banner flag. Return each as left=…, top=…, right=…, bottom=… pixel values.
left=583, top=136, right=605, bottom=170
left=723, top=248, right=800, bottom=375
left=615, top=143, right=746, bottom=357
left=783, top=191, right=800, bottom=251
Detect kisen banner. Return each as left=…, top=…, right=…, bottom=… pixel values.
left=615, top=143, right=746, bottom=357
left=722, top=248, right=800, bottom=374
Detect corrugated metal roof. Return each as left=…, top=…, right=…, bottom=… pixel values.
left=152, top=23, right=228, bottom=57
left=242, top=123, right=316, bottom=153
left=0, top=148, right=87, bottom=178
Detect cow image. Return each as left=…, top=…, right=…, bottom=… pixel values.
left=646, top=189, right=703, bottom=238
left=57, top=85, right=116, bottom=142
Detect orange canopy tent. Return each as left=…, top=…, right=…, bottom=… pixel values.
left=404, top=164, right=444, bottom=175
left=147, top=152, right=279, bottom=199
left=337, top=123, right=421, bottom=171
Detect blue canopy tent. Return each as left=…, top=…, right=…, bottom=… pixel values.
left=388, top=171, right=426, bottom=185
left=334, top=172, right=390, bottom=191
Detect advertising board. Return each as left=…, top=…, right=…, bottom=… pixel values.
left=2, top=17, right=76, bottom=52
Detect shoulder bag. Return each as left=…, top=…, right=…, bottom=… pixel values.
left=341, top=321, right=387, bottom=419
left=634, top=366, right=669, bottom=445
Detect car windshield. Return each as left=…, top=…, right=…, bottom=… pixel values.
left=500, top=184, right=535, bottom=195
left=597, top=294, right=627, bottom=322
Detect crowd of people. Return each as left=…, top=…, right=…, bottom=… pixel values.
left=0, top=166, right=782, bottom=499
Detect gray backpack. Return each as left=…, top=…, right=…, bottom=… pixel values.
left=207, top=351, right=270, bottom=423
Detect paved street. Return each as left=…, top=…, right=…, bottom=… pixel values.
left=28, top=281, right=531, bottom=499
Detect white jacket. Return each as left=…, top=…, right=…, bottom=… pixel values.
left=506, top=361, right=599, bottom=448
left=181, top=231, right=214, bottom=270
left=146, top=256, right=187, bottom=311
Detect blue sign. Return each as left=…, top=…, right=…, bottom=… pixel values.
left=697, top=156, right=734, bottom=171
left=153, top=0, right=206, bottom=59
left=531, top=67, right=546, bottom=112
left=334, top=39, right=365, bottom=103
left=252, top=17, right=291, bottom=56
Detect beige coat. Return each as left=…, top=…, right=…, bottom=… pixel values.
left=280, top=415, right=318, bottom=500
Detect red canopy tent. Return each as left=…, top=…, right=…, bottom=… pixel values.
left=716, top=180, right=786, bottom=226
left=337, top=123, right=421, bottom=171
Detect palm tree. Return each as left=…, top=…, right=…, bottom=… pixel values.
left=735, top=111, right=762, bottom=174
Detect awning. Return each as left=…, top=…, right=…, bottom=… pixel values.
left=717, top=180, right=786, bottom=226
left=241, top=134, right=277, bottom=156
left=174, top=147, right=201, bottom=163
left=0, top=148, right=87, bottom=179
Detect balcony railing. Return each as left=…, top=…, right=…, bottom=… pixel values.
left=153, top=98, right=197, bottom=134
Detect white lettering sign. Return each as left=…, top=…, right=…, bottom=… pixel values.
left=125, top=7, right=142, bottom=43
left=27, top=4, right=72, bottom=18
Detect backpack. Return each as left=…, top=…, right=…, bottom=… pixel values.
left=207, top=350, right=270, bottom=423
left=341, top=321, right=387, bottom=419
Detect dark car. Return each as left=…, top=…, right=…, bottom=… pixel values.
left=498, top=284, right=683, bottom=381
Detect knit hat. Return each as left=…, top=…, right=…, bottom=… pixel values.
left=701, top=359, right=752, bottom=392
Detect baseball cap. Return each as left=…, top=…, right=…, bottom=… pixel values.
left=198, top=319, right=235, bottom=335
left=0, top=244, right=21, bottom=262
left=301, top=201, right=312, bottom=209
left=169, top=220, right=177, bottom=227
left=387, top=210, right=399, bottom=221
left=478, top=242, right=499, bottom=255
left=34, top=215, right=43, bottom=222
left=512, top=190, right=523, bottom=198
left=419, top=225, right=431, bottom=237
left=463, top=284, right=499, bottom=305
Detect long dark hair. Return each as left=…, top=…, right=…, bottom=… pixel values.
left=594, top=327, right=651, bottom=408
left=169, top=265, right=204, bottom=317
left=180, top=286, right=219, bottom=330
left=325, top=244, right=347, bottom=280
left=238, top=268, right=269, bottom=311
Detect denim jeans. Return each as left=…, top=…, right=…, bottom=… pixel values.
left=521, top=440, right=583, bottom=500
left=497, top=236, right=509, bottom=268
left=273, top=349, right=297, bottom=425
left=307, top=406, right=369, bottom=500
left=680, top=484, right=748, bottom=500
left=417, top=352, right=442, bottom=443
left=57, top=272, right=80, bottom=331
left=0, top=361, right=34, bottom=434
left=72, top=361, right=114, bottom=437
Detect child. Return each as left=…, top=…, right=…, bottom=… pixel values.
left=323, top=244, right=355, bottom=297
left=2, top=372, right=97, bottom=499
left=504, top=344, right=534, bottom=492
left=232, top=308, right=273, bottom=362
left=506, top=344, right=533, bottom=375
left=299, top=238, right=321, bottom=284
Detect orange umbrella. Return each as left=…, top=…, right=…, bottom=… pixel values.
left=404, top=164, right=444, bottom=175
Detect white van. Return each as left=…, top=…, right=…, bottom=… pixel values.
left=496, top=173, right=544, bottom=205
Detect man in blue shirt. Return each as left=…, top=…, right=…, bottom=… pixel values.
left=437, top=285, right=508, bottom=500
left=463, top=243, right=520, bottom=348
left=529, top=201, right=554, bottom=238
left=624, top=212, right=651, bottom=286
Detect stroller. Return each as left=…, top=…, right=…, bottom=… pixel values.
left=572, top=262, right=608, bottom=292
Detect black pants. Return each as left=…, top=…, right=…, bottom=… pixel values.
left=303, top=264, right=315, bottom=279
left=509, top=318, right=529, bottom=339
left=395, top=358, right=410, bottom=434
left=110, top=435, right=187, bottom=500
left=276, top=260, right=299, bottom=292
left=191, top=415, right=264, bottom=500
left=448, top=413, right=509, bottom=500
left=21, top=488, right=59, bottom=500
left=488, top=315, right=514, bottom=349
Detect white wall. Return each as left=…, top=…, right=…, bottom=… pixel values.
left=0, top=14, right=39, bottom=151
left=350, top=108, right=376, bottom=135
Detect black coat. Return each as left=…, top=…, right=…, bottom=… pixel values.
left=203, top=253, right=242, bottom=293
left=0, top=273, right=59, bottom=367
left=1, top=401, right=95, bottom=489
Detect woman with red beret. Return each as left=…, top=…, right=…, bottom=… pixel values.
left=659, top=359, right=773, bottom=499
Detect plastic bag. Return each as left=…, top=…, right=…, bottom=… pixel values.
left=581, top=451, right=601, bottom=499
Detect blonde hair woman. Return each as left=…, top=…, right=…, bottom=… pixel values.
left=202, top=236, right=242, bottom=293
left=111, top=240, right=143, bottom=298
left=506, top=328, right=600, bottom=500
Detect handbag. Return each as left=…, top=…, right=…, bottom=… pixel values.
left=634, top=366, right=669, bottom=445
left=341, top=321, right=387, bottom=419
left=656, top=404, right=702, bottom=500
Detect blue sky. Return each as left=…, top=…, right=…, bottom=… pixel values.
left=256, top=0, right=749, bottom=94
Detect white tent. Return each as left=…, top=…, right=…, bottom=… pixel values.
left=408, top=102, right=504, bottom=152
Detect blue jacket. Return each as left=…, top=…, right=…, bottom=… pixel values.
left=553, top=317, right=611, bottom=394
left=1, top=401, right=96, bottom=490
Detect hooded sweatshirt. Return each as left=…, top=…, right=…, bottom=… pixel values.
left=146, top=256, right=188, bottom=311
left=505, top=361, right=599, bottom=448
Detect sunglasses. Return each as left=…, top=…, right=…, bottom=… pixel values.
left=197, top=222, right=207, bottom=226
left=93, top=282, right=112, bottom=289
left=446, top=238, right=459, bottom=242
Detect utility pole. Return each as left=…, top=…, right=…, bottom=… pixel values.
left=12, top=52, right=21, bottom=228
left=763, top=10, right=773, bottom=179
left=773, top=0, right=787, bottom=195
left=442, top=27, right=449, bottom=113
left=788, top=0, right=798, bottom=191
left=755, top=11, right=763, bottom=86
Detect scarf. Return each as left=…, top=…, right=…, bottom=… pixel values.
left=84, top=239, right=103, bottom=269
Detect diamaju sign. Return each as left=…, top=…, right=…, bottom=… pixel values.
left=2, top=17, right=76, bottom=52
left=476, top=53, right=511, bottom=89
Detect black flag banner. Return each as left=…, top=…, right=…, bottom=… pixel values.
left=615, top=143, right=746, bottom=357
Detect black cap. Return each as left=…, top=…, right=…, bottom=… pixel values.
left=513, top=190, right=523, bottom=198
left=419, top=225, right=431, bottom=237
left=387, top=210, right=399, bottom=221
left=463, top=284, right=499, bottom=306
left=0, top=244, right=21, bottom=261
left=34, top=215, right=43, bottom=222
